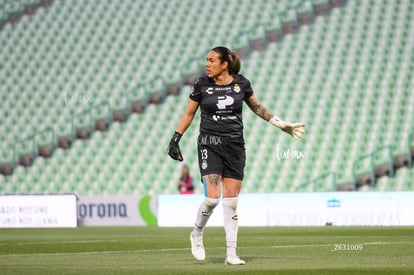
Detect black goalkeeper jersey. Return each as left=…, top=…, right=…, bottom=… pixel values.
left=189, top=74, right=254, bottom=139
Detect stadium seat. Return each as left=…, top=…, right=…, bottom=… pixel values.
left=1, top=0, right=413, bottom=195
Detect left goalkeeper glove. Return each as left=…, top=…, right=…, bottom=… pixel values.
left=168, top=131, right=184, bottom=161
left=270, top=116, right=305, bottom=140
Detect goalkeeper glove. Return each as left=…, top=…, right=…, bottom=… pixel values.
left=168, top=131, right=184, bottom=161
left=270, top=116, right=305, bottom=140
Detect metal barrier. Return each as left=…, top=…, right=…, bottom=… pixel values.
left=295, top=171, right=337, bottom=192
left=12, top=127, right=55, bottom=167
left=231, top=23, right=268, bottom=57
left=352, top=145, right=394, bottom=190
left=71, top=107, right=93, bottom=140
left=409, top=130, right=414, bottom=168
left=127, top=75, right=166, bottom=115
left=70, top=100, right=111, bottom=140
left=179, top=53, right=207, bottom=89
left=1, top=1, right=22, bottom=24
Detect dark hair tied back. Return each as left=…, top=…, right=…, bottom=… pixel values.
left=211, top=46, right=241, bottom=75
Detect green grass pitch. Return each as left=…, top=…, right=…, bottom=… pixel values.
left=0, top=226, right=413, bottom=274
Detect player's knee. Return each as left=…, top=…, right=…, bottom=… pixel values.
left=222, top=197, right=238, bottom=211
left=204, top=197, right=220, bottom=209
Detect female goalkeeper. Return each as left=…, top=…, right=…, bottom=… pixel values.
left=168, top=46, right=305, bottom=265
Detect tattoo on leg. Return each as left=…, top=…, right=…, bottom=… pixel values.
left=207, top=174, right=221, bottom=185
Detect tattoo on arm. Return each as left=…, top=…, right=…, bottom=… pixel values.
left=255, top=104, right=273, bottom=121
left=207, top=174, right=221, bottom=186
left=247, top=97, right=274, bottom=121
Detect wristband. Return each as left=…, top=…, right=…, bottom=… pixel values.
left=170, top=131, right=182, bottom=144
left=269, top=116, right=284, bottom=123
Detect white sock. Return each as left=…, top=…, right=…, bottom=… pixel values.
left=192, top=197, right=220, bottom=236
left=222, top=197, right=238, bottom=257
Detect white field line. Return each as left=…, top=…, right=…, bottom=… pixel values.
left=0, top=247, right=189, bottom=257
left=0, top=241, right=413, bottom=258
left=0, top=239, right=132, bottom=246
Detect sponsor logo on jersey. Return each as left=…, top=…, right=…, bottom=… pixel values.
left=216, top=95, right=234, bottom=109
left=215, top=87, right=232, bottom=91
left=234, top=83, right=240, bottom=93
left=212, top=115, right=237, bottom=121
left=206, top=87, right=214, bottom=94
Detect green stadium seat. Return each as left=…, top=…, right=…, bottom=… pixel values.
left=1, top=0, right=414, bottom=195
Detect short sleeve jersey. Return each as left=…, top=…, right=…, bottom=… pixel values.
left=189, top=74, right=254, bottom=139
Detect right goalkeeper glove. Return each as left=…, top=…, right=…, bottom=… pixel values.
left=270, top=116, right=305, bottom=140
left=168, top=131, right=184, bottom=161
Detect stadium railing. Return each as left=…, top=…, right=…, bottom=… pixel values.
left=12, top=126, right=55, bottom=168
left=295, top=171, right=337, bottom=192
left=351, top=145, right=395, bottom=190
left=313, top=128, right=414, bottom=192
left=1, top=0, right=22, bottom=26
left=1, top=0, right=53, bottom=29
left=231, top=23, right=268, bottom=60
left=409, top=130, right=414, bottom=168
left=177, top=0, right=343, bottom=90
left=126, top=75, right=165, bottom=118
left=70, top=100, right=112, bottom=141
left=179, top=52, right=208, bottom=89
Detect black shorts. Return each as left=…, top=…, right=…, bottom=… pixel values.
left=197, top=133, right=246, bottom=180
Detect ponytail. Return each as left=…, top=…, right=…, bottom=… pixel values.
left=230, top=51, right=241, bottom=75
left=211, top=46, right=241, bottom=75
